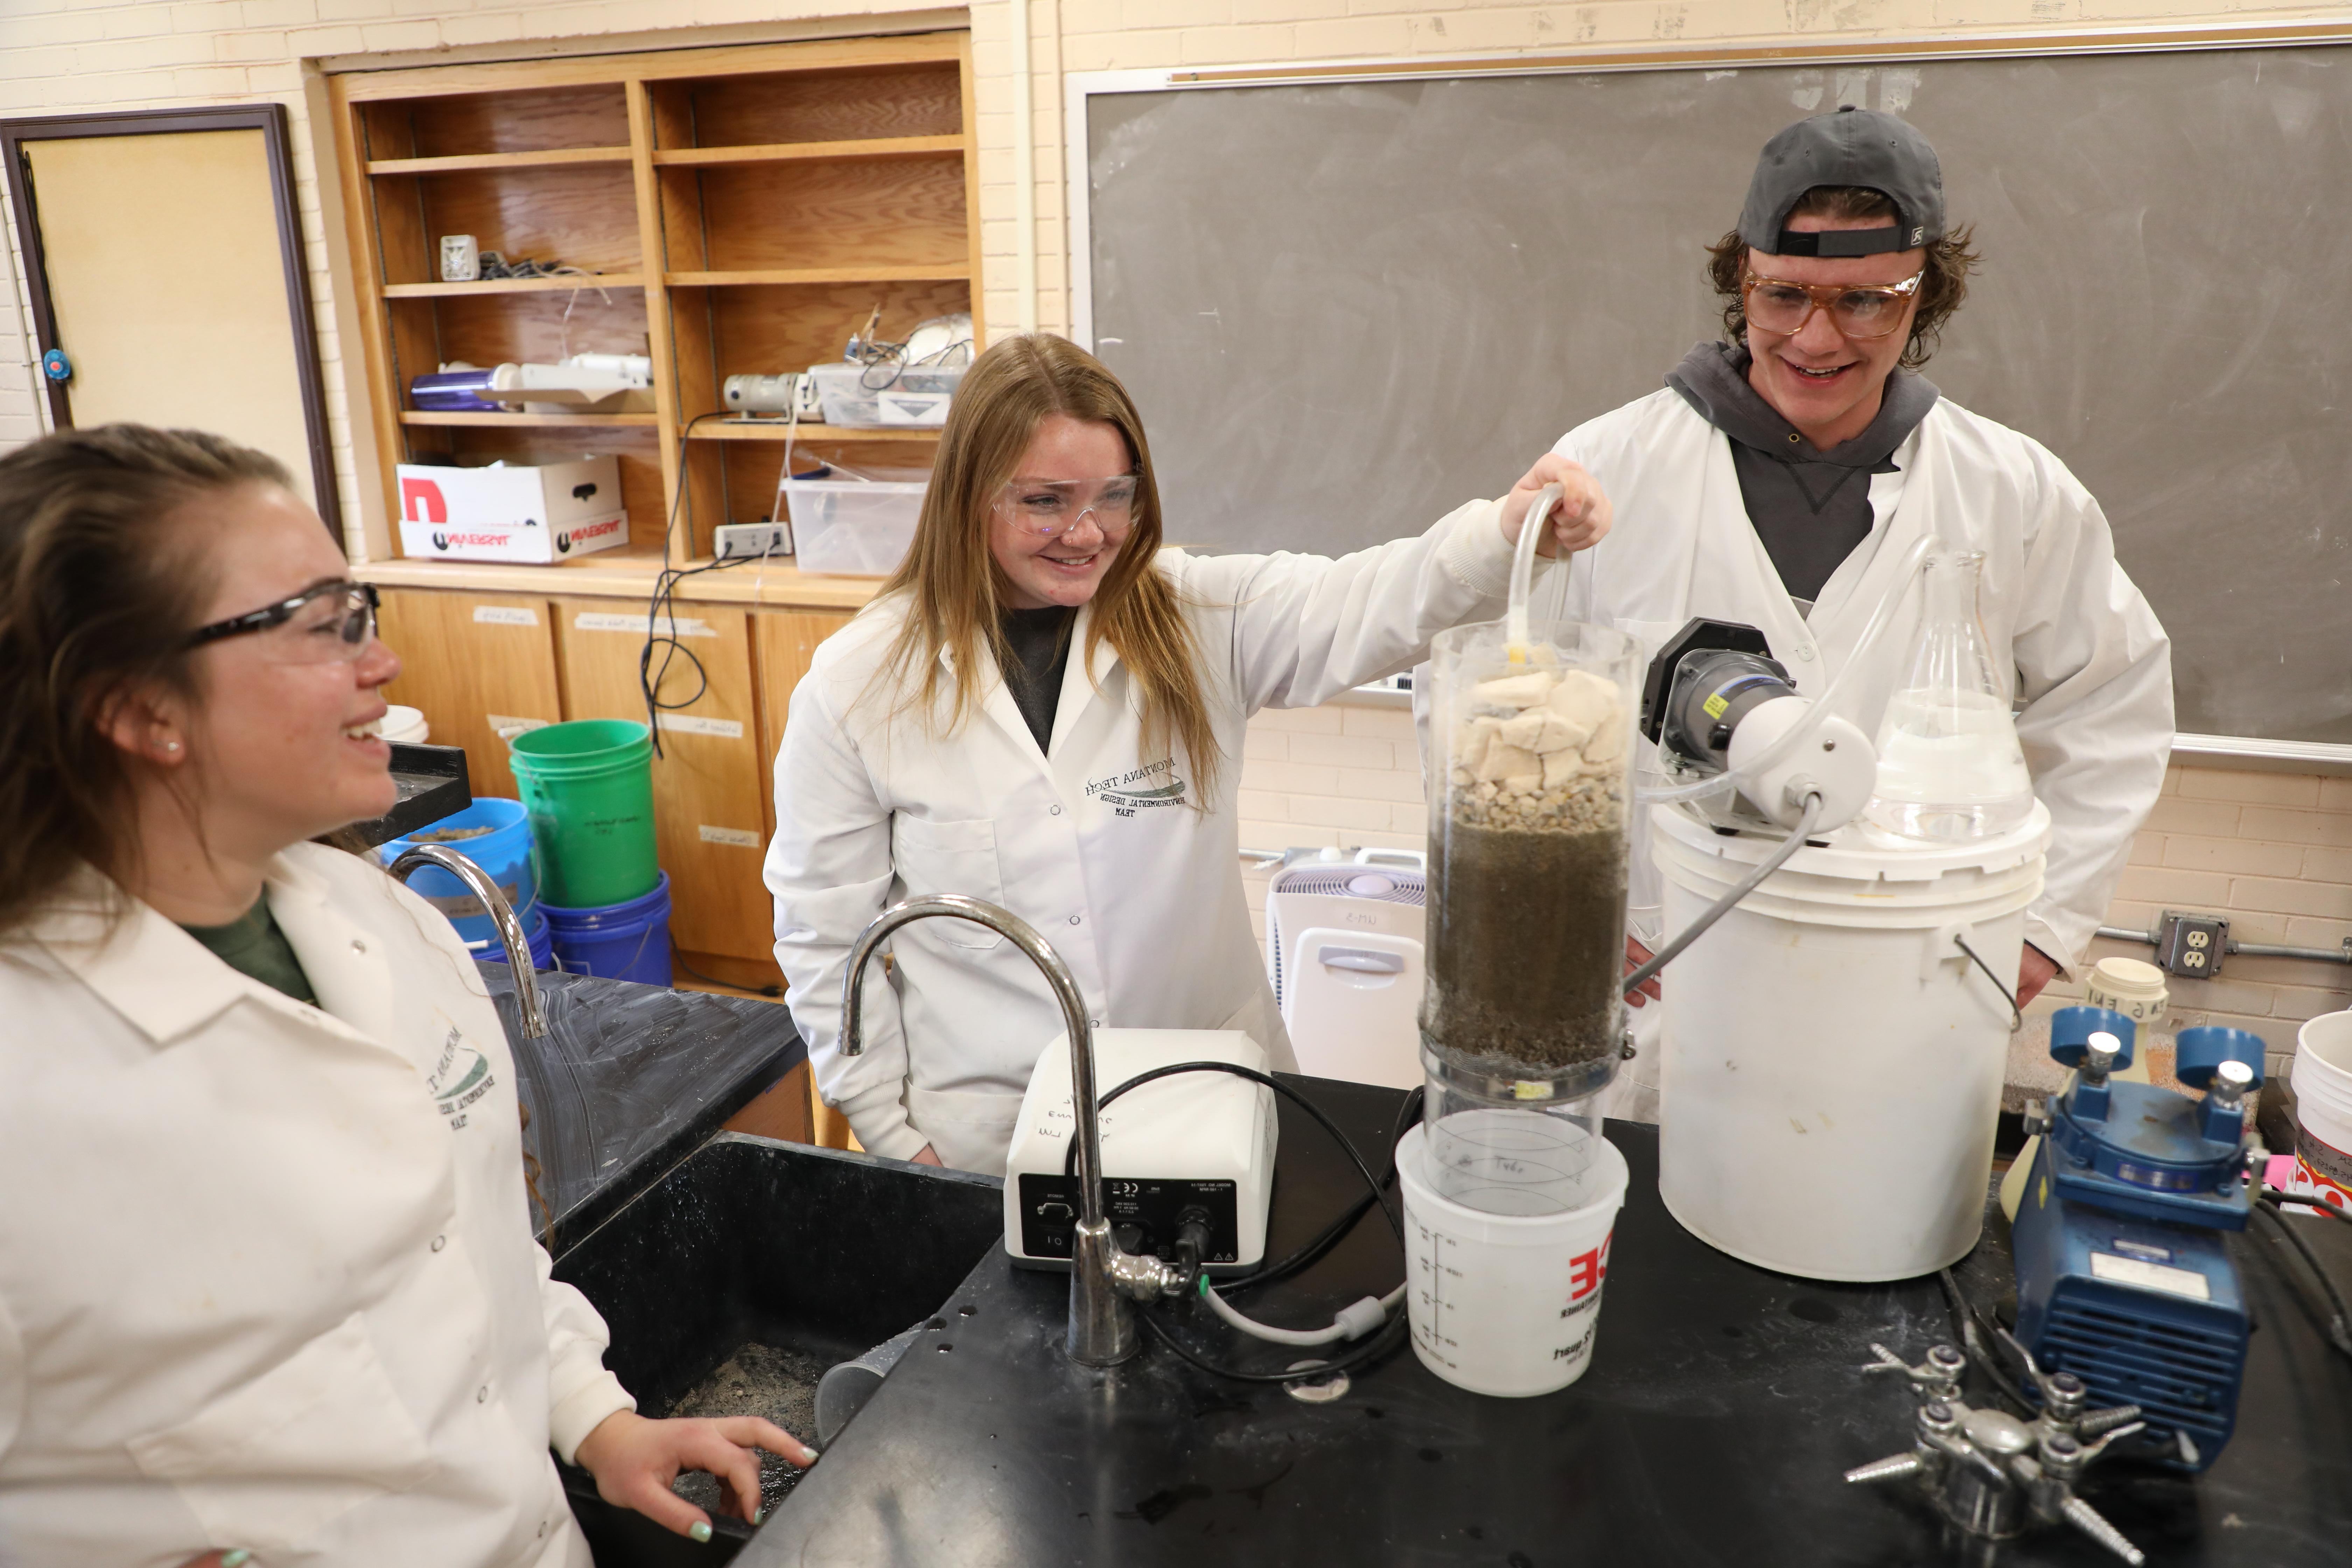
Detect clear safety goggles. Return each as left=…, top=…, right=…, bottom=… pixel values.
left=994, top=474, right=1140, bottom=539
left=185, top=579, right=382, bottom=665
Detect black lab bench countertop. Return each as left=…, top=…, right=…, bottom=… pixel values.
left=737, top=1077, right=2352, bottom=1568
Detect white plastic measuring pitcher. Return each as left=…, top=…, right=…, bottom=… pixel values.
left=1396, top=1121, right=1630, bottom=1397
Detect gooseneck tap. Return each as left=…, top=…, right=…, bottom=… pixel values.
left=840, top=894, right=1158, bottom=1367
left=388, top=844, right=547, bottom=1041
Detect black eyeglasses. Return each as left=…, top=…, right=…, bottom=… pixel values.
left=186, top=580, right=381, bottom=664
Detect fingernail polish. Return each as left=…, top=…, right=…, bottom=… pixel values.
left=222, top=1553, right=254, bottom=1568
left=751, top=1507, right=765, bottom=1525
left=690, top=1520, right=713, bottom=1544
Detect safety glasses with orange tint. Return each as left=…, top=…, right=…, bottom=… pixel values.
left=1742, top=268, right=1925, bottom=341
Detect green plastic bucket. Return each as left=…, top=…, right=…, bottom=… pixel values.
left=507, top=719, right=659, bottom=908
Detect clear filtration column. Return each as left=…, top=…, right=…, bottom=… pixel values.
left=1419, top=618, right=1642, bottom=1215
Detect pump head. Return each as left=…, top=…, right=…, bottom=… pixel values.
left=1640, top=618, right=1877, bottom=830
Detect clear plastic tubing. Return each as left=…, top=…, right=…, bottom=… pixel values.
left=1632, top=532, right=1938, bottom=806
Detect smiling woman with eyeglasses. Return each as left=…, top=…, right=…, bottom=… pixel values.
left=765, top=334, right=1616, bottom=1174
left=0, top=425, right=811, bottom=1567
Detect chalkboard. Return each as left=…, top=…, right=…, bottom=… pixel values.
left=1080, top=46, right=2352, bottom=744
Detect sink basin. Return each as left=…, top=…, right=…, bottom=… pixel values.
left=479, top=965, right=804, bottom=1253
left=551, top=1134, right=1004, bottom=1564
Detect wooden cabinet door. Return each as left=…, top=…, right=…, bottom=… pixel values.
left=751, top=609, right=858, bottom=842
left=376, top=588, right=560, bottom=799
left=552, top=598, right=771, bottom=960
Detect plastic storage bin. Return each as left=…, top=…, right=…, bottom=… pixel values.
left=378, top=796, right=538, bottom=949
left=478, top=905, right=556, bottom=971
left=507, top=720, right=658, bottom=907
left=542, top=873, right=673, bottom=986
left=807, top=361, right=968, bottom=427
left=783, top=469, right=929, bottom=577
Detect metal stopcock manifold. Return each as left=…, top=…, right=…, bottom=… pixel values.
left=1844, top=1338, right=2150, bottom=1565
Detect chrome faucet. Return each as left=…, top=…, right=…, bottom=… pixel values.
left=840, top=894, right=1187, bottom=1367
left=389, top=843, right=547, bottom=1041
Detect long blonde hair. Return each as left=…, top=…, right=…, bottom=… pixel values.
left=874, top=335, right=1221, bottom=801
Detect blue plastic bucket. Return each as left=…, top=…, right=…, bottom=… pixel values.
left=540, top=873, right=672, bottom=986
left=379, top=797, right=539, bottom=948
left=478, top=905, right=556, bottom=972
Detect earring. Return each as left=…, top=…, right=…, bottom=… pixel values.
left=162, top=740, right=181, bottom=754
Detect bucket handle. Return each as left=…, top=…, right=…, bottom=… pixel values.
left=1937, top=922, right=2023, bottom=1030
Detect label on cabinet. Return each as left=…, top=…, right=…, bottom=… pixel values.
left=699, top=826, right=762, bottom=848
left=656, top=714, right=744, bottom=739
left=574, top=611, right=716, bottom=638
left=472, top=606, right=540, bottom=627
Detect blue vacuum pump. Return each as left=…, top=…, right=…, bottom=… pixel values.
left=2011, top=1005, right=2268, bottom=1471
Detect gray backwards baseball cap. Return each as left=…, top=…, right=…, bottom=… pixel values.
left=1739, top=106, right=1944, bottom=258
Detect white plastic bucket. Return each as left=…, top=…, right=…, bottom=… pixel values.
left=1653, top=802, right=2050, bottom=1282
left=1396, top=1122, right=1629, bottom=1397
left=377, top=704, right=429, bottom=744
left=2292, top=1011, right=2352, bottom=1213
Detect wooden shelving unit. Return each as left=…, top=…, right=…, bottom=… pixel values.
left=687, top=421, right=939, bottom=442
left=329, top=35, right=975, bottom=981
left=399, top=410, right=659, bottom=428
left=330, top=32, right=982, bottom=566
left=380, top=275, right=646, bottom=298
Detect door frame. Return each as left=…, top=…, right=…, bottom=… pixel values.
left=1, top=104, right=342, bottom=540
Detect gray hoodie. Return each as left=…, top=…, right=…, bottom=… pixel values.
left=1666, top=341, right=1939, bottom=610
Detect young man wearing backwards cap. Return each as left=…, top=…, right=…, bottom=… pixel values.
left=1526, top=107, right=2172, bottom=1121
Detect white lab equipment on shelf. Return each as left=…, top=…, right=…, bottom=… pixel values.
left=1262, top=850, right=1426, bottom=1091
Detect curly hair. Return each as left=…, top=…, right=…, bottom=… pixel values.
left=1705, top=186, right=1980, bottom=370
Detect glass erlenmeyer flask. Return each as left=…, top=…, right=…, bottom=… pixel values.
left=1863, top=549, right=2035, bottom=842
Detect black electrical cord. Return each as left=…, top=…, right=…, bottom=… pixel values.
left=1937, top=1266, right=2035, bottom=1415
left=1056, top=1062, right=1413, bottom=1383
left=2252, top=1194, right=2352, bottom=1360
left=1223, top=1086, right=1423, bottom=1298
left=640, top=411, right=744, bottom=759
left=2271, top=1186, right=2352, bottom=1227
left=1062, top=1062, right=1402, bottom=1245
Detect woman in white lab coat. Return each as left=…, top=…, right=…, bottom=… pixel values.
left=0, top=426, right=810, bottom=1568
left=765, top=335, right=1610, bottom=1172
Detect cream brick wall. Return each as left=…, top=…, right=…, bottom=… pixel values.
left=1, top=0, right=2346, bottom=1054
left=1238, top=716, right=2352, bottom=1066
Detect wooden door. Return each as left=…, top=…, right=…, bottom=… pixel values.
left=553, top=597, right=770, bottom=959
left=376, top=588, right=561, bottom=799
left=6, top=110, right=337, bottom=528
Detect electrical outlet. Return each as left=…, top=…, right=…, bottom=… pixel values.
left=2156, top=910, right=2230, bottom=979
left=714, top=522, right=792, bottom=561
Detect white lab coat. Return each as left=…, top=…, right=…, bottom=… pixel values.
left=0, top=845, right=634, bottom=1568
left=767, top=498, right=1532, bottom=1171
left=1526, top=389, right=2171, bottom=1118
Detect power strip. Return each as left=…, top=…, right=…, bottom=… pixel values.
left=714, top=522, right=792, bottom=561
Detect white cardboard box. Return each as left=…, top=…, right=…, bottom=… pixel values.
left=399, top=509, right=628, bottom=564
left=394, top=455, right=627, bottom=563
